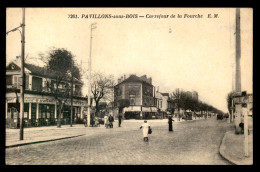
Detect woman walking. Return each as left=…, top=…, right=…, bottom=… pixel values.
left=104, top=114, right=108, bottom=128
left=140, top=120, right=151, bottom=142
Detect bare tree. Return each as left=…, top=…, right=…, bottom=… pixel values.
left=90, top=73, right=115, bottom=116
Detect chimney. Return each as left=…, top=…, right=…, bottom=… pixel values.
left=148, top=77, right=152, bottom=84
left=118, top=78, right=121, bottom=84
left=124, top=75, right=126, bottom=80
left=157, top=86, right=159, bottom=92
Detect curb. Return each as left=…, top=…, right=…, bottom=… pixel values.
left=6, top=134, right=86, bottom=149
left=219, top=131, right=236, bottom=165
left=219, top=131, right=253, bottom=165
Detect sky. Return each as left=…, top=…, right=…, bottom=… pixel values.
left=6, top=8, right=253, bottom=113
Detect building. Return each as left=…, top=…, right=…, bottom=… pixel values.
left=114, top=74, right=157, bottom=119
left=192, top=91, right=198, bottom=101
left=155, top=88, right=174, bottom=118
left=6, top=60, right=90, bottom=128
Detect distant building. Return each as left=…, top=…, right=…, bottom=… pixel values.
left=155, top=88, right=173, bottom=118
left=114, top=74, right=157, bottom=119
left=185, top=91, right=192, bottom=99
left=192, top=91, right=198, bottom=101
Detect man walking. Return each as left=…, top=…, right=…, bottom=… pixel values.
left=108, top=114, right=114, bottom=128
left=168, top=115, right=174, bottom=131
left=118, top=114, right=122, bottom=127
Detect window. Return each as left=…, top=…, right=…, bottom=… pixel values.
left=25, top=75, right=29, bottom=90
left=32, top=76, right=42, bottom=91
left=6, top=75, right=12, bottom=85
left=13, top=75, right=21, bottom=88
left=130, top=98, right=135, bottom=105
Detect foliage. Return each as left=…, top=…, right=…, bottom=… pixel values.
left=116, top=99, right=130, bottom=113
left=171, top=88, right=223, bottom=117
left=40, top=48, right=82, bottom=127
left=227, top=91, right=234, bottom=115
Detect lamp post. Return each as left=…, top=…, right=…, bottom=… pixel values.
left=87, top=23, right=97, bottom=127
left=6, top=8, right=25, bottom=140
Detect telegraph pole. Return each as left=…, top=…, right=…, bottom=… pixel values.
left=20, top=8, right=25, bottom=140
left=234, top=8, right=242, bottom=133
left=235, top=8, right=241, bottom=92
left=87, top=23, right=97, bottom=127
left=70, top=60, right=74, bottom=127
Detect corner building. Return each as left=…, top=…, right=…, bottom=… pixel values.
left=114, top=75, right=157, bottom=119
left=5, top=60, right=90, bottom=128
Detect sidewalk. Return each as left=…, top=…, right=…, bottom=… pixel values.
left=6, top=124, right=89, bottom=148
left=219, top=123, right=253, bottom=165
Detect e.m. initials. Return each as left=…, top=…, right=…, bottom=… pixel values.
left=208, top=14, right=219, bottom=18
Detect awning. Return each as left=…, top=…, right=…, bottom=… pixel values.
left=142, top=107, right=151, bottom=112
left=124, top=106, right=141, bottom=112
left=151, top=107, right=158, bottom=112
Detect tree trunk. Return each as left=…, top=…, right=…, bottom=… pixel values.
left=177, top=108, right=180, bottom=121
left=95, top=101, right=99, bottom=117
left=57, top=102, right=62, bottom=128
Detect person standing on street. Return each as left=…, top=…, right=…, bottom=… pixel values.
left=168, top=115, right=174, bottom=131
left=140, top=120, right=151, bottom=142
left=118, top=114, right=122, bottom=127
left=108, top=114, right=114, bottom=128
left=104, top=114, right=109, bottom=128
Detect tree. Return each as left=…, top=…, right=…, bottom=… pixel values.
left=90, top=73, right=115, bottom=116
left=171, top=88, right=185, bottom=121
left=41, top=48, right=82, bottom=127
left=116, top=99, right=130, bottom=114
left=227, top=91, right=235, bottom=115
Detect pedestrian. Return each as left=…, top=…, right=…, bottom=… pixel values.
left=108, top=114, right=114, bottom=128
left=168, top=115, right=174, bottom=131
left=118, top=114, right=122, bottom=127
left=140, top=120, right=151, bottom=142
left=104, top=114, right=109, bottom=128
left=90, top=114, right=94, bottom=127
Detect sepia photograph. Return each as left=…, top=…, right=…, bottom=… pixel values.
left=5, top=8, right=253, bottom=165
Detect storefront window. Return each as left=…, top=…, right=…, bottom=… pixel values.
left=39, top=104, right=55, bottom=119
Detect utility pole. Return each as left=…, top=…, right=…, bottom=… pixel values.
left=70, top=60, right=74, bottom=127
left=87, top=23, right=97, bottom=127
left=235, top=8, right=241, bottom=92
left=19, top=8, right=25, bottom=140
left=235, top=8, right=242, bottom=133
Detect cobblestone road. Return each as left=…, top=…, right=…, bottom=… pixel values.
left=5, top=118, right=231, bottom=165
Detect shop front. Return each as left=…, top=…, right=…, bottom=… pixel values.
left=123, top=106, right=158, bottom=119
left=6, top=93, right=88, bottom=128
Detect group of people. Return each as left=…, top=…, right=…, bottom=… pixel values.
left=104, top=114, right=114, bottom=128
left=90, top=113, right=175, bottom=142
left=103, top=113, right=123, bottom=128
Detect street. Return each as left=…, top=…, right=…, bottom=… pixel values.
left=5, top=118, right=231, bottom=165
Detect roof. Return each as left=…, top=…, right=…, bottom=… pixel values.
left=7, top=61, right=83, bottom=85
left=161, top=93, right=169, bottom=97
left=115, top=74, right=153, bottom=86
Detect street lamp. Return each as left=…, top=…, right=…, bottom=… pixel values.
left=6, top=8, right=25, bottom=140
